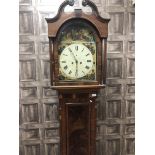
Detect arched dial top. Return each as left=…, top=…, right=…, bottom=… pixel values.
left=58, top=19, right=97, bottom=81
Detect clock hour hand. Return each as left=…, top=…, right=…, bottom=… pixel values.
left=68, top=47, right=79, bottom=77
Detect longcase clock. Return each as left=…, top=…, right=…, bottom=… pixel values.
left=46, top=0, right=110, bottom=154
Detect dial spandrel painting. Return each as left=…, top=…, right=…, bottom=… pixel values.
left=57, top=20, right=97, bottom=81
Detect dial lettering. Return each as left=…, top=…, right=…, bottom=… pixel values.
left=81, top=48, right=84, bottom=52
left=68, top=48, right=72, bottom=53
left=85, top=66, right=90, bottom=70
left=68, top=70, right=72, bottom=74
left=64, top=65, right=68, bottom=70
left=63, top=54, right=68, bottom=56
left=82, top=71, right=85, bottom=74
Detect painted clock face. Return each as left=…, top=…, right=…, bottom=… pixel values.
left=58, top=21, right=97, bottom=81
left=59, top=43, right=94, bottom=79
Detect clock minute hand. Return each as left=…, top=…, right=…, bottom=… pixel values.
left=71, top=53, right=76, bottom=61
left=68, top=48, right=79, bottom=77
left=74, top=56, right=78, bottom=77
left=69, top=48, right=77, bottom=61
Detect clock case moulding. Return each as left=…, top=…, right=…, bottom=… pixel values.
left=46, top=0, right=110, bottom=90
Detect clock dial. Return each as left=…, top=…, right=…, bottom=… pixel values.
left=59, top=44, right=94, bottom=79
left=58, top=21, right=97, bottom=81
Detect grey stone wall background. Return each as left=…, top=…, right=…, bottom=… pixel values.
left=19, top=0, right=135, bottom=154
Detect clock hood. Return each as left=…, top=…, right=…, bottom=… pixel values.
left=45, top=0, right=110, bottom=38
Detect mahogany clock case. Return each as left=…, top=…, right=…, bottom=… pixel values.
left=45, top=1, right=110, bottom=155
